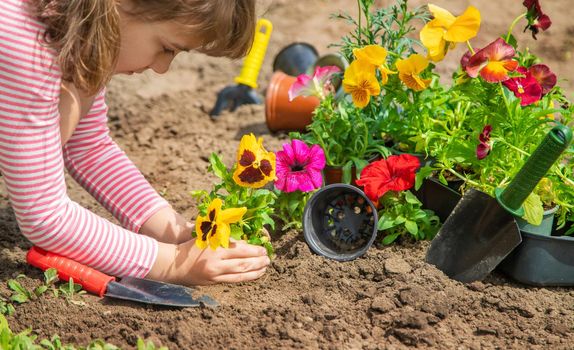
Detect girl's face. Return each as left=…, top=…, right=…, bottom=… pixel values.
left=115, top=10, right=199, bottom=75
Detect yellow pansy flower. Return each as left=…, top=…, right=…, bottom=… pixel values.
left=195, top=198, right=247, bottom=250
left=352, top=45, right=396, bottom=85
left=396, top=54, right=432, bottom=91
left=233, top=133, right=276, bottom=188
left=342, top=59, right=381, bottom=108
left=420, top=4, right=481, bottom=61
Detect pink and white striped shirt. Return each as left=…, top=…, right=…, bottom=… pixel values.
left=0, top=0, right=170, bottom=277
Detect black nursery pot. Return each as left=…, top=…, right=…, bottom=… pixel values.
left=497, top=225, right=574, bottom=287
left=412, top=178, right=462, bottom=223
left=303, top=184, right=378, bottom=261
left=272, top=42, right=319, bottom=76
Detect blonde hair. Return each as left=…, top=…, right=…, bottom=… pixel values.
left=31, top=0, right=256, bottom=95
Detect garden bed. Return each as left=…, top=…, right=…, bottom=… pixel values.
left=1, top=0, right=574, bottom=348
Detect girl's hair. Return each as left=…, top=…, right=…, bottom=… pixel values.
left=31, top=0, right=256, bottom=95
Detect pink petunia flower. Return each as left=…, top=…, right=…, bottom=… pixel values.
left=476, top=125, right=492, bottom=160
left=503, top=67, right=543, bottom=106
left=274, top=139, right=326, bottom=193
left=464, top=38, right=518, bottom=83
left=288, top=65, right=341, bottom=101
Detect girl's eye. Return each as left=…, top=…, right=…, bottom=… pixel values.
left=163, top=47, right=175, bottom=56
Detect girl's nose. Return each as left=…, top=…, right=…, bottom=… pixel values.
left=150, top=55, right=173, bottom=74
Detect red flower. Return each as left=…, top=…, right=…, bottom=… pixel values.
left=476, top=125, right=492, bottom=160
left=523, top=0, right=552, bottom=39
left=465, top=38, right=518, bottom=83
left=355, top=154, right=420, bottom=203
left=529, top=64, right=556, bottom=94
left=502, top=67, right=543, bottom=106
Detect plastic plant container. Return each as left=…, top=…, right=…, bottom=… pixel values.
left=303, top=184, right=378, bottom=261
left=497, top=227, right=574, bottom=286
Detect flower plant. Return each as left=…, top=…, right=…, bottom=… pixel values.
left=413, top=1, right=574, bottom=230
left=356, top=154, right=440, bottom=244
left=273, top=139, right=326, bottom=230
left=191, top=133, right=277, bottom=255
left=191, top=135, right=327, bottom=253
left=292, top=0, right=573, bottom=238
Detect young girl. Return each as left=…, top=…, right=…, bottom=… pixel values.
left=0, top=0, right=271, bottom=285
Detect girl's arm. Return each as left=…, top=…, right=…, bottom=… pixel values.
left=61, top=90, right=174, bottom=239
left=58, top=82, right=191, bottom=244
left=0, top=1, right=157, bottom=278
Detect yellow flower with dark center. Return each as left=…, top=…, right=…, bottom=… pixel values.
left=353, top=45, right=396, bottom=85
left=233, top=133, right=276, bottom=188
left=342, top=59, right=381, bottom=108
left=420, top=4, right=481, bottom=62
left=195, top=198, right=246, bottom=250
left=396, top=54, right=432, bottom=91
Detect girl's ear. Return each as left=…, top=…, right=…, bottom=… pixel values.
left=116, top=0, right=137, bottom=15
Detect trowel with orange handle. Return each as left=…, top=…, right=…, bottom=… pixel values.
left=27, top=246, right=217, bottom=308
left=209, top=18, right=273, bottom=118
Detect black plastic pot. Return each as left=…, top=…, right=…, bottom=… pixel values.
left=412, top=178, right=462, bottom=223
left=272, top=42, right=319, bottom=76
left=498, top=229, right=574, bottom=286
left=303, top=184, right=378, bottom=261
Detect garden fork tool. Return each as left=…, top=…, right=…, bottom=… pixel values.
left=209, top=18, right=273, bottom=118
left=426, top=125, right=572, bottom=283
left=27, top=247, right=217, bottom=308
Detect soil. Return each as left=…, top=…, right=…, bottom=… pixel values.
left=2, top=0, right=574, bottom=349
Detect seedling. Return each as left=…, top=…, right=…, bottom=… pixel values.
left=58, top=278, right=86, bottom=306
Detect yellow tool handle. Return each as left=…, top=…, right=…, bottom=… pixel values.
left=234, top=18, right=273, bottom=89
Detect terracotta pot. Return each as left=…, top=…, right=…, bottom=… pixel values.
left=265, top=71, right=320, bottom=132
left=323, top=165, right=361, bottom=186
left=323, top=154, right=381, bottom=186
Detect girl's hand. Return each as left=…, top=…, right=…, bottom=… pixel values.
left=139, top=207, right=195, bottom=244
left=146, top=238, right=270, bottom=286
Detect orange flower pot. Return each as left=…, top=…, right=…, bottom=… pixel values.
left=265, top=71, right=320, bottom=132
left=323, top=165, right=362, bottom=187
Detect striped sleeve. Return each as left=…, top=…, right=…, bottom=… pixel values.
left=0, top=0, right=159, bottom=278
left=62, top=91, right=171, bottom=233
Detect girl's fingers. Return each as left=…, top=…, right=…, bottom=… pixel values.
left=224, top=241, right=268, bottom=259
left=211, top=266, right=268, bottom=284
left=217, top=256, right=271, bottom=275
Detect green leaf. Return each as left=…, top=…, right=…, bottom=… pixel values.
left=44, top=268, right=59, bottom=285
left=7, top=280, right=27, bottom=296
left=10, top=294, right=29, bottom=304
left=522, top=193, right=543, bottom=226
left=342, top=161, right=353, bottom=184
left=34, top=285, right=48, bottom=296
left=505, top=33, right=517, bottom=48
left=382, top=233, right=399, bottom=245
left=415, top=166, right=434, bottom=190
left=230, top=224, right=243, bottom=240
left=405, top=220, right=418, bottom=235
left=378, top=215, right=397, bottom=231
left=209, top=153, right=228, bottom=180
left=404, top=191, right=421, bottom=205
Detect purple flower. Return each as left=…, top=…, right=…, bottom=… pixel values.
left=476, top=125, right=492, bottom=160
left=275, top=140, right=326, bottom=193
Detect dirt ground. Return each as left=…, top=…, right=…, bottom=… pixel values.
left=2, top=0, right=574, bottom=349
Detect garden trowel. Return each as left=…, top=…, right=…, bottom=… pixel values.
left=426, top=125, right=572, bottom=283
left=27, top=247, right=217, bottom=308
left=209, top=18, right=273, bottom=117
